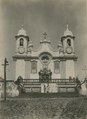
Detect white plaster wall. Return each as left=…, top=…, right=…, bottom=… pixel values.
left=15, top=59, right=25, bottom=80
left=25, top=61, right=31, bottom=79
left=30, top=59, right=61, bottom=79
left=41, top=83, right=45, bottom=93
left=30, top=74, right=39, bottom=79
left=60, top=61, right=66, bottom=78
left=74, top=60, right=77, bottom=77
left=66, top=60, right=75, bottom=78
left=41, top=83, right=58, bottom=93
left=37, top=60, right=43, bottom=72
left=24, top=38, right=28, bottom=53
left=48, top=60, right=54, bottom=72
left=30, top=43, right=60, bottom=57
left=63, top=39, right=67, bottom=53
left=49, top=60, right=61, bottom=79
left=71, top=39, right=74, bottom=53
left=30, top=60, right=42, bottom=79
left=52, top=74, right=61, bottom=79
left=49, top=83, right=58, bottom=93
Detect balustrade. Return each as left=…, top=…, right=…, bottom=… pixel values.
left=22, top=78, right=75, bottom=84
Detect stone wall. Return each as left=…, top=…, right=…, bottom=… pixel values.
left=0, top=80, right=19, bottom=98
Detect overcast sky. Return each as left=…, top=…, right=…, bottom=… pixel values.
left=0, top=0, right=87, bottom=80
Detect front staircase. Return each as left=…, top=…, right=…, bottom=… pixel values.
left=23, top=79, right=41, bottom=93
left=21, top=78, right=77, bottom=93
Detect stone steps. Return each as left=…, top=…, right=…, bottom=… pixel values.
left=23, top=82, right=41, bottom=93
left=22, top=79, right=77, bottom=93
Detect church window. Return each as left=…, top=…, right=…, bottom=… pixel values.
left=54, top=61, right=60, bottom=73
left=41, top=55, right=49, bottom=64
left=67, top=39, right=71, bottom=46
left=20, top=38, right=24, bottom=46
left=31, top=61, right=37, bottom=73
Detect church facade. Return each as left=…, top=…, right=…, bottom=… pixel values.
left=13, top=25, right=77, bottom=93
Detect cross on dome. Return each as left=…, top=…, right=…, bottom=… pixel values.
left=21, top=24, right=24, bottom=28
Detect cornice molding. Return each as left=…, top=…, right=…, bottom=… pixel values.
left=13, top=54, right=77, bottom=61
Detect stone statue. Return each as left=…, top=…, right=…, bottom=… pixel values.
left=39, top=68, right=52, bottom=82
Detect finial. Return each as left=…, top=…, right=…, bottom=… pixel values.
left=43, top=32, right=47, bottom=39
left=66, top=24, right=69, bottom=29
left=21, top=24, right=24, bottom=29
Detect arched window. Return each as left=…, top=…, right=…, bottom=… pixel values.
left=41, top=55, right=49, bottom=64
left=67, top=39, right=71, bottom=46
left=31, top=61, right=37, bottom=73
left=20, top=38, right=24, bottom=46
left=54, top=61, right=60, bottom=73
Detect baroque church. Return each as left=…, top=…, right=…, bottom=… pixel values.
left=13, top=25, right=78, bottom=93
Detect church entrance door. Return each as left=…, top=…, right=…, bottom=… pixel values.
left=44, top=83, right=49, bottom=93
left=39, top=68, right=52, bottom=83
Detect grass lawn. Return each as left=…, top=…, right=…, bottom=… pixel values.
left=0, top=96, right=87, bottom=119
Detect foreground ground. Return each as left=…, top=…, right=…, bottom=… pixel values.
left=0, top=95, right=87, bottom=119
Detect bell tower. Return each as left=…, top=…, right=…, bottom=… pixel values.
left=61, top=25, right=77, bottom=78
left=61, top=25, right=75, bottom=55
left=15, top=25, right=29, bottom=55
left=13, top=26, right=29, bottom=80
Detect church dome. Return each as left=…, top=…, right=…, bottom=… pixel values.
left=64, top=25, right=73, bottom=36
left=17, top=25, right=27, bottom=36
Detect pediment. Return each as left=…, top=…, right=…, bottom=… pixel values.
left=29, top=43, right=59, bottom=57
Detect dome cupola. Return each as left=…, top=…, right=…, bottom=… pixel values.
left=17, top=25, right=27, bottom=36
left=63, top=25, right=73, bottom=36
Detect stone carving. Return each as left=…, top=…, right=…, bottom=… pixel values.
left=15, top=76, right=25, bottom=94
left=39, top=68, right=52, bottom=82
